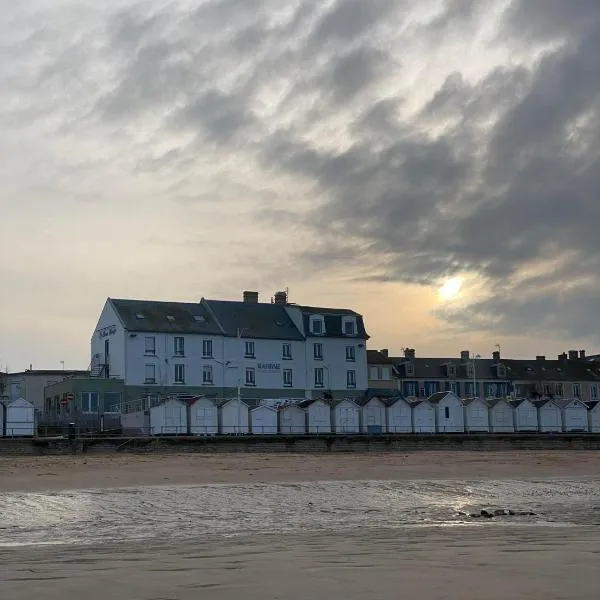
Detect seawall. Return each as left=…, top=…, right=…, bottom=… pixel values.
left=2, top=433, right=600, bottom=456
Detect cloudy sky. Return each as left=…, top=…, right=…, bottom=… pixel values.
left=1, top=0, right=599, bottom=371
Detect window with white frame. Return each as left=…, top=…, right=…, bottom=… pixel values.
left=174, top=336, right=185, bottom=356
left=314, top=367, right=324, bottom=387
left=313, top=343, right=323, bottom=360
left=591, top=385, right=598, bottom=400
left=346, top=370, right=356, bottom=388
left=174, top=364, right=185, bottom=384
left=145, top=364, right=156, bottom=383
left=447, top=365, right=456, bottom=378
left=245, top=341, right=255, bottom=358
left=342, top=318, right=356, bottom=335
left=345, top=346, right=356, bottom=361
left=450, top=382, right=458, bottom=394
left=282, top=343, right=292, bottom=359
left=555, top=383, right=564, bottom=397
left=573, top=383, right=581, bottom=398
left=245, top=367, right=256, bottom=386
left=405, top=362, right=414, bottom=376
left=202, top=339, right=213, bottom=358
left=283, top=368, right=293, bottom=387
left=80, top=392, right=99, bottom=414
left=310, top=317, right=324, bottom=335
left=145, top=336, right=155, bottom=355
left=202, top=365, right=213, bottom=384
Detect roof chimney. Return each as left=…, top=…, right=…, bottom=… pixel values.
left=580, top=349, right=586, bottom=359
left=558, top=352, right=568, bottom=362
left=460, top=350, right=470, bottom=362
left=568, top=350, right=578, bottom=361
left=404, top=348, right=415, bottom=360
left=492, top=350, right=500, bottom=362
left=273, top=290, right=287, bottom=305
left=536, top=355, right=545, bottom=362
left=243, top=291, right=259, bottom=304
left=380, top=349, right=388, bottom=358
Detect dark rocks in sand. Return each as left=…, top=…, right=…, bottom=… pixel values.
left=464, top=508, right=537, bottom=519
left=494, top=509, right=507, bottom=516
left=480, top=510, right=494, bottom=518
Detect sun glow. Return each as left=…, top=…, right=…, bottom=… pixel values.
left=438, top=277, right=463, bottom=301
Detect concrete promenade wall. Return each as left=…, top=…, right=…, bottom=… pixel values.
left=2, top=434, right=600, bottom=456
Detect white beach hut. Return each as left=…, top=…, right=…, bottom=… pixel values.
left=359, top=396, right=387, bottom=434
left=301, top=399, right=332, bottom=434
left=150, top=398, right=187, bottom=435
left=463, top=397, right=490, bottom=432
left=488, top=398, right=515, bottom=433
left=5, top=398, right=35, bottom=436
left=429, top=392, right=464, bottom=433
left=279, top=404, right=306, bottom=434
left=333, top=399, right=360, bottom=434
left=412, top=400, right=435, bottom=433
left=220, top=399, right=250, bottom=434
left=0, top=402, right=4, bottom=437
left=188, top=397, right=218, bottom=435
left=535, top=399, right=562, bottom=433
left=386, top=397, right=413, bottom=433
left=251, top=405, right=278, bottom=434
left=512, top=398, right=538, bottom=431
left=557, top=398, right=588, bottom=432
left=587, top=402, right=600, bottom=433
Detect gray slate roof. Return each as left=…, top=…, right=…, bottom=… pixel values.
left=294, top=305, right=369, bottom=339
left=110, top=299, right=222, bottom=335
left=204, top=300, right=304, bottom=340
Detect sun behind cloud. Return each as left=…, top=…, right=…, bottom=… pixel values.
left=438, top=277, right=463, bottom=301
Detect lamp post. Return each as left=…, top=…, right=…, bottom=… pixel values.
left=236, top=328, right=248, bottom=434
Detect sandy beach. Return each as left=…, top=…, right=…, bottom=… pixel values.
left=2, top=450, right=600, bottom=492
left=1, top=451, right=600, bottom=599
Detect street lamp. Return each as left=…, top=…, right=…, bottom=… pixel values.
left=472, top=353, right=481, bottom=398
left=236, top=328, right=249, bottom=434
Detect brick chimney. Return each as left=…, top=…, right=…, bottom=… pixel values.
left=558, top=352, right=568, bottom=362
left=568, top=350, right=578, bottom=361
left=580, top=350, right=586, bottom=359
left=492, top=350, right=500, bottom=362
left=404, top=348, right=415, bottom=360
left=460, top=350, right=470, bottom=361
left=380, top=349, right=389, bottom=358
left=243, top=291, right=259, bottom=303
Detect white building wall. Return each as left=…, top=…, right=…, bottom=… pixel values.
left=280, top=406, right=306, bottom=434
left=361, top=398, right=386, bottom=433
left=386, top=399, right=412, bottom=433
left=189, top=398, right=218, bottom=435
left=250, top=406, right=278, bottom=434
left=91, top=300, right=126, bottom=379
left=413, top=402, right=435, bottom=433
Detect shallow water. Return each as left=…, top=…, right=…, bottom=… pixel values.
left=1, top=478, right=599, bottom=547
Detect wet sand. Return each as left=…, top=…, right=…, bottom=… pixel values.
left=2, top=452, right=600, bottom=599
left=2, top=528, right=599, bottom=599
left=2, top=450, right=600, bottom=492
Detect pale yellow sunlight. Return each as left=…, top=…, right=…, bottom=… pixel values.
left=438, top=276, right=463, bottom=301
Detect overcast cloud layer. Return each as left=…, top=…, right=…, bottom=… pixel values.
left=1, top=0, right=600, bottom=368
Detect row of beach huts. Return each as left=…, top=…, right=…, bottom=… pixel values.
left=120, top=392, right=600, bottom=436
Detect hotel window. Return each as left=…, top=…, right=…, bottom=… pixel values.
left=591, top=385, right=598, bottom=400
left=447, top=365, right=456, bottom=378
left=313, top=343, right=323, bottom=360
left=555, top=383, right=563, bottom=397
left=144, top=364, right=156, bottom=384
left=245, top=367, right=256, bottom=386
left=311, top=317, right=324, bottom=335
left=202, top=339, right=213, bottom=358
left=283, top=368, right=293, bottom=387
left=343, top=319, right=356, bottom=335
left=144, top=336, right=155, bottom=355
left=345, top=346, right=356, bottom=362
left=573, top=383, right=581, bottom=398
left=202, top=365, right=213, bottom=385
left=245, top=341, right=255, bottom=358
left=282, top=343, right=292, bottom=359
left=314, top=367, right=324, bottom=387
left=174, top=336, right=185, bottom=356
left=450, top=382, right=458, bottom=394
left=346, top=370, right=356, bottom=388
left=405, top=362, right=414, bottom=376
left=174, top=364, right=185, bottom=384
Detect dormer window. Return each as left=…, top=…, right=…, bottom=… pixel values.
left=447, top=365, right=456, bottom=378
left=310, top=316, right=325, bottom=335
left=342, top=317, right=356, bottom=336
left=405, top=362, right=414, bottom=376
left=466, top=363, right=474, bottom=378
left=497, top=365, right=506, bottom=378
left=135, top=312, right=144, bottom=319
left=166, top=315, right=175, bottom=322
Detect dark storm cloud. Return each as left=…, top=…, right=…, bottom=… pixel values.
left=5, top=0, right=600, bottom=342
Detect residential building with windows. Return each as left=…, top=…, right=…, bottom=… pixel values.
left=90, top=290, right=369, bottom=407
left=366, top=349, right=397, bottom=391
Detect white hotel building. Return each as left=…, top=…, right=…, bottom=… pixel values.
left=91, top=291, right=369, bottom=406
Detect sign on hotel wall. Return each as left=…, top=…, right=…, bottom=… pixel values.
left=257, top=362, right=281, bottom=373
